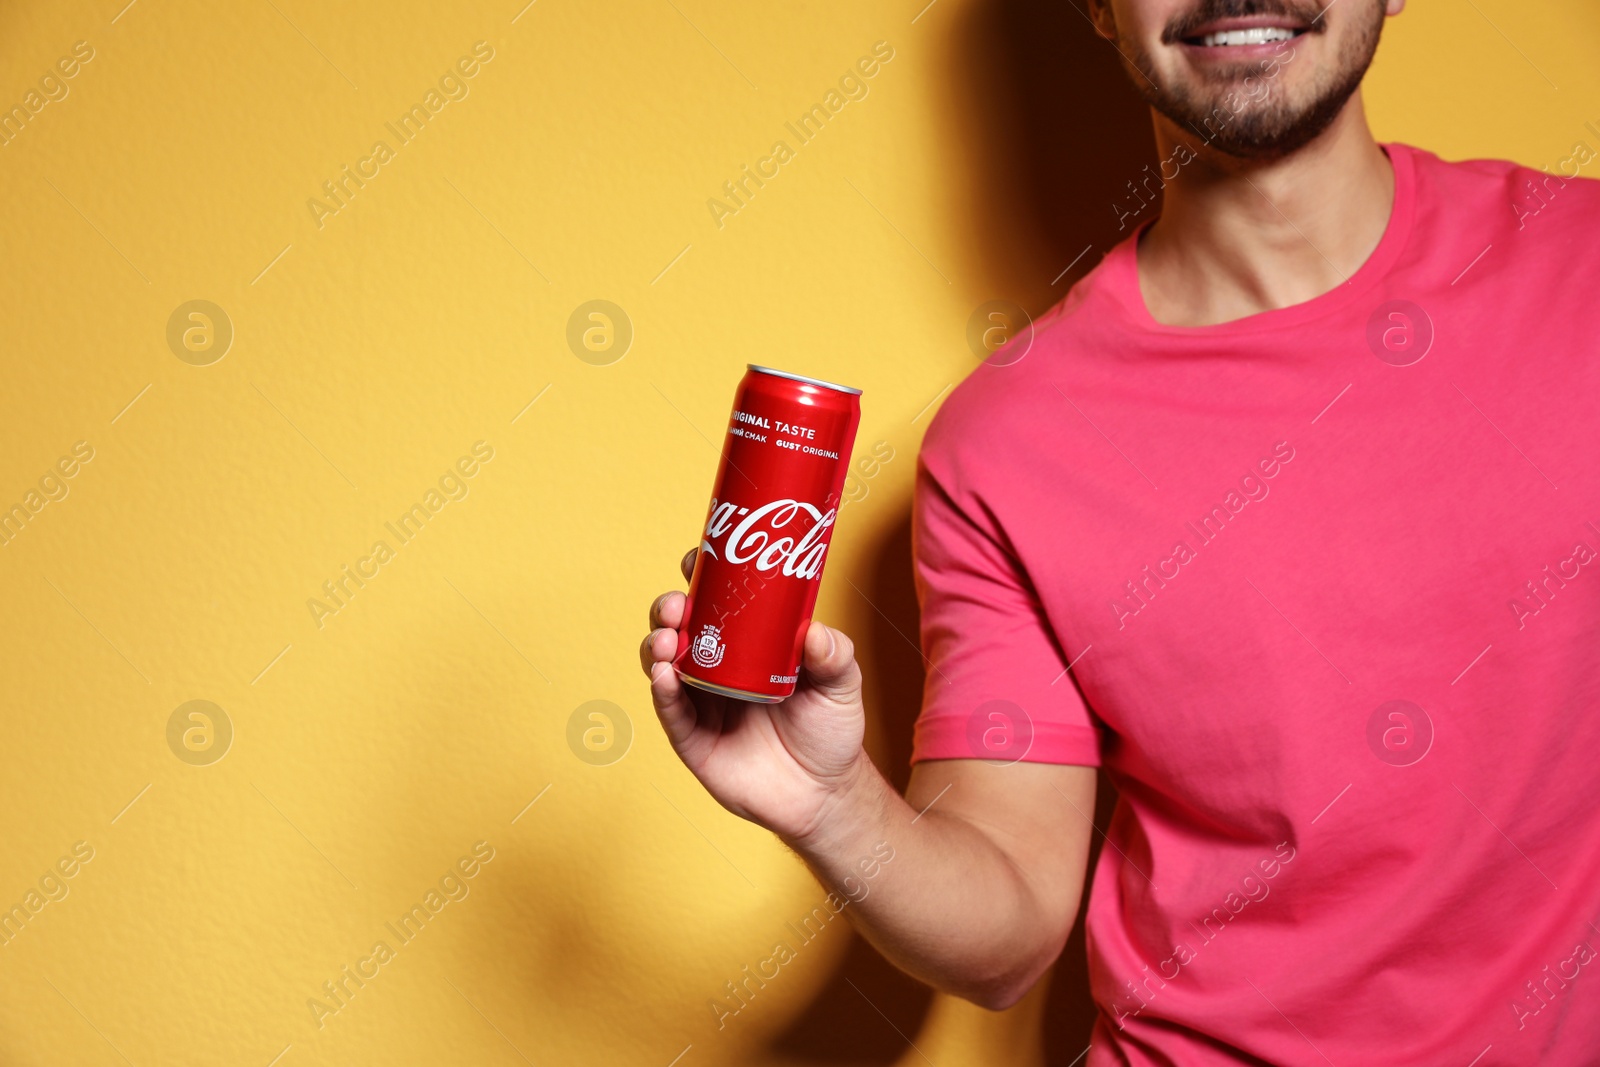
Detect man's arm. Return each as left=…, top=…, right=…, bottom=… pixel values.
left=789, top=751, right=1097, bottom=1009
left=642, top=551, right=1096, bottom=1009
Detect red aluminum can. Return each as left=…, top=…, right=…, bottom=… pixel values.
left=673, top=365, right=862, bottom=702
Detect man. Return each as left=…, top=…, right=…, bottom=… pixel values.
left=641, top=0, right=1600, bottom=1060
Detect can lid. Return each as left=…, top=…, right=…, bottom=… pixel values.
left=748, top=364, right=862, bottom=396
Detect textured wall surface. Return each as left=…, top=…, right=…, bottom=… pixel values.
left=1, top=1, right=1596, bottom=1065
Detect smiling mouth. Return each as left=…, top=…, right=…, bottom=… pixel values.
left=1187, top=25, right=1304, bottom=47
left=1165, top=8, right=1325, bottom=49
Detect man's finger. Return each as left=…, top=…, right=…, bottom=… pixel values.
left=799, top=620, right=862, bottom=705
left=648, top=659, right=698, bottom=751
left=639, top=628, right=667, bottom=677
left=680, top=547, right=698, bottom=583
left=650, top=590, right=686, bottom=631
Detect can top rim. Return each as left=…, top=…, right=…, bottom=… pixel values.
left=747, top=364, right=862, bottom=396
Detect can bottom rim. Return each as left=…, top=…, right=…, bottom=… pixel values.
left=676, top=668, right=787, bottom=704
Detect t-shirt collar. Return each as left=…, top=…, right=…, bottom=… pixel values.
left=1105, top=141, right=1418, bottom=337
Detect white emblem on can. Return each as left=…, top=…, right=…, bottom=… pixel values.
left=691, top=624, right=726, bottom=668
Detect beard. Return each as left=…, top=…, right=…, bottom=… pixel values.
left=1120, top=0, right=1387, bottom=159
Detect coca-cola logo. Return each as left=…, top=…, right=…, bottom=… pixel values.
left=700, top=498, right=836, bottom=580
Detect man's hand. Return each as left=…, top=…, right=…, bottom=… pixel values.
left=641, top=547, right=1097, bottom=1011
left=640, top=547, right=869, bottom=843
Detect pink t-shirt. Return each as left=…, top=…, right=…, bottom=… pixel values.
left=910, top=142, right=1600, bottom=1065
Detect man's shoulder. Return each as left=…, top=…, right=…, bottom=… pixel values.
left=1407, top=139, right=1600, bottom=183
left=918, top=279, right=1117, bottom=486
left=1404, top=140, right=1600, bottom=234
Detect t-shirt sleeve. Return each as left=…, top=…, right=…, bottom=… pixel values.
left=909, top=452, right=1102, bottom=767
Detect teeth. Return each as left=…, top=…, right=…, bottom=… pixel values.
left=1200, top=26, right=1297, bottom=46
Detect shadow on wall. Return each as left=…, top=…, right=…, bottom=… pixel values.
left=944, top=0, right=1159, bottom=314
left=759, top=0, right=1155, bottom=1062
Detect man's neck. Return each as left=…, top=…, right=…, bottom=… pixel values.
left=1136, top=95, right=1396, bottom=327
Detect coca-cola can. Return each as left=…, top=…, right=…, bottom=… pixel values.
left=673, top=365, right=862, bottom=702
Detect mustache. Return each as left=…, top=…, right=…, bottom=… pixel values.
left=1162, top=0, right=1331, bottom=43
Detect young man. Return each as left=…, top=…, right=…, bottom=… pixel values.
left=642, top=0, right=1600, bottom=1060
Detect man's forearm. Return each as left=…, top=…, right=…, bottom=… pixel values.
left=780, top=751, right=1070, bottom=1009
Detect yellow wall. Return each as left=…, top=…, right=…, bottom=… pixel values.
left=1, top=2, right=1596, bottom=1064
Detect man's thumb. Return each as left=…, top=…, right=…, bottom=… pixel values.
left=800, top=621, right=860, bottom=700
